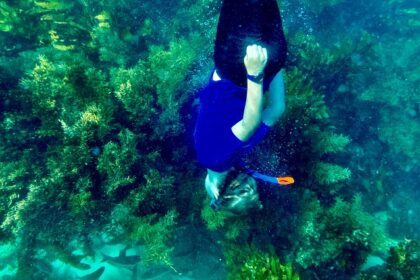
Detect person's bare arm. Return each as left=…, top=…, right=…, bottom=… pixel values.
left=232, top=44, right=268, bottom=142
left=262, top=70, right=285, bottom=127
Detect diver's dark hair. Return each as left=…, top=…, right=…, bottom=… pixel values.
left=214, top=0, right=287, bottom=87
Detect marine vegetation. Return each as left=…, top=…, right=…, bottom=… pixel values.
left=0, top=0, right=219, bottom=278
left=360, top=240, right=420, bottom=280
left=224, top=243, right=300, bottom=280
left=293, top=194, right=388, bottom=275
left=0, top=0, right=419, bottom=279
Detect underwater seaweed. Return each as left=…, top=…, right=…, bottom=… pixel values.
left=106, top=204, right=178, bottom=267
left=224, top=243, right=300, bottom=280
left=360, top=240, right=420, bottom=280
left=0, top=0, right=213, bottom=275
left=0, top=0, right=419, bottom=279
left=294, top=194, right=389, bottom=276
left=250, top=67, right=352, bottom=194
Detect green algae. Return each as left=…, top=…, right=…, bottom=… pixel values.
left=0, top=0, right=419, bottom=279
left=361, top=240, right=420, bottom=279
left=225, top=244, right=300, bottom=280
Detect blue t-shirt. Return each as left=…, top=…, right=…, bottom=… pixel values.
left=194, top=73, right=271, bottom=172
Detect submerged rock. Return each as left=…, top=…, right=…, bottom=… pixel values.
left=360, top=255, right=385, bottom=271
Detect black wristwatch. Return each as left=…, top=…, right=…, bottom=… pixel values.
left=247, top=72, right=264, bottom=84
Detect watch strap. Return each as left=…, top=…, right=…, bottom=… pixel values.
left=247, top=72, right=264, bottom=83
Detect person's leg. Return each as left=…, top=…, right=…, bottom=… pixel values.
left=205, top=169, right=229, bottom=199
left=262, top=70, right=285, bottom=126
left=214, top=0, right=287, bottom=88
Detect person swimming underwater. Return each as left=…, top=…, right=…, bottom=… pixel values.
left=194, top=0, right=288, bottom=207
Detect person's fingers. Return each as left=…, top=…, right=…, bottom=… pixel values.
left=246, top=45, right=255, bottom=62
left=254, top=45, right=260, bottom=54
left=259, top=46, right=266, bottom=60
left=254, top=46, right=259, bottom=58
left=257, top=45, right=263, bottom=58
left=214, top=190, right=219, bottom=200
left=262, top=48, right=267, bottom=65
left=251, top=45, right=265, bottom=61
left=248, top=45, right=256, bottom=57
left=245, top=44, right=268, bottom=71
left=209, top=182, right=219, bottom=199
left=211, top=184, right=219, bottom=199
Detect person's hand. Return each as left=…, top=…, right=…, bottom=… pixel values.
left=205, top=178, right=220, bottom=199
left=244, top=44, right=268, bottom=75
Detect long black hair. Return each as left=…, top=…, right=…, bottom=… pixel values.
left=214, top=0, right=287, bottom=87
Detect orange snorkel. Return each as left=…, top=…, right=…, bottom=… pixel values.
left=237, top=160, right=295, bottom=186
left=210, top=162, right=295, bottom=212
left=277, top=176, right=295, bottom=186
